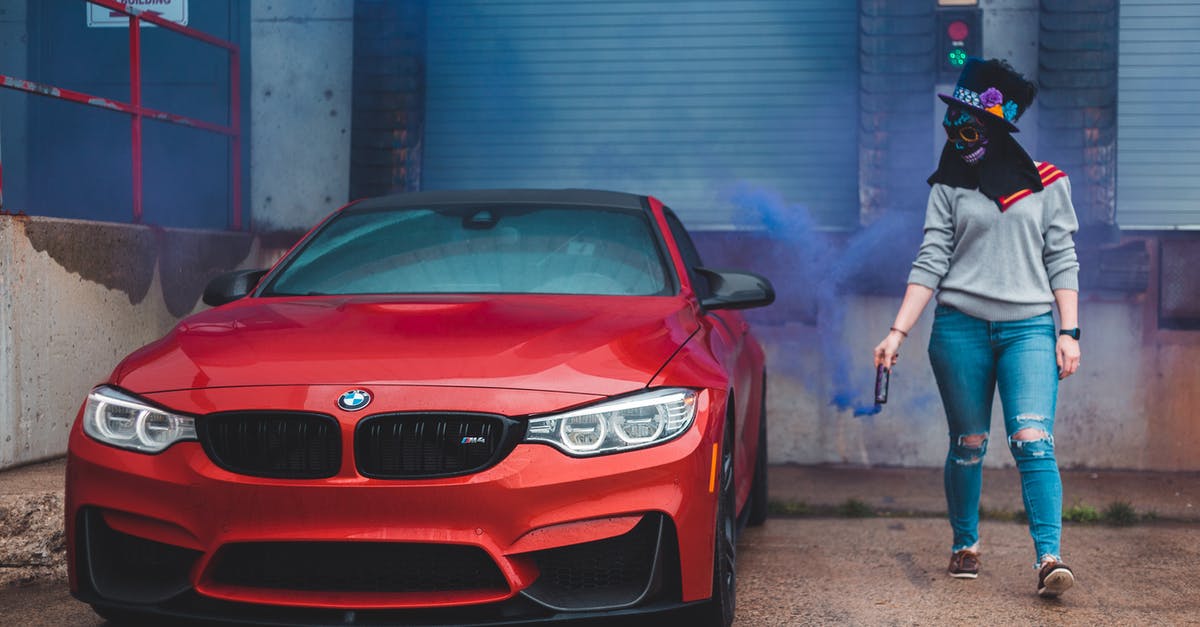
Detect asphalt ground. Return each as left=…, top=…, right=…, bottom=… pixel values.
left=2, top=459, right=1198, bottom=625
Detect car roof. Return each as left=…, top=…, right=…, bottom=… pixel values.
left=345, top=188, right=653, bottom=213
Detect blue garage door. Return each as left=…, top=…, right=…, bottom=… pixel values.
left=423, top=0, right=859, bottom=229
left=1118, top=0, right=1200, bottom=230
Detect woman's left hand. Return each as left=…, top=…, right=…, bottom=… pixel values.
left=1056, top=336, right=1080, bottom=380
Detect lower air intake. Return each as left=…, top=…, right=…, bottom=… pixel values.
left=209, top=541, right=508, bottom=593
left=522, top=514, right=666, bottom=611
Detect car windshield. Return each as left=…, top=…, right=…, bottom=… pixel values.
left=262, top=205, right=674, bottom=296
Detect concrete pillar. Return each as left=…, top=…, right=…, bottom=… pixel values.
left=982, top=0, right=1040, bottom=158
left=250, top=1, right=355, bottom=233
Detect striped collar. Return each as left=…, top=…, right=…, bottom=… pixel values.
left=998, top=162, right=1065, bottom=212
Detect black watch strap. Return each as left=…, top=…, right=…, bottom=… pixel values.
left=1059, top=328, right=1081, bottom=340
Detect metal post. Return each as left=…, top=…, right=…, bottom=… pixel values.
left=0, top=116, right=5, bottom=211
left=129, top=14, right=143, bottom=223
left=230, top=50, right=242, bottom=231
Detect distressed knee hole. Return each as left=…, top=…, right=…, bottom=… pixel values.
left=1012, top=426, right=1048, bottom=441
left=960, top=434, right=988, bottom=447
left=1009, top=422, right=1055, bottom=457
left=950, top=433, right=989, bottom=466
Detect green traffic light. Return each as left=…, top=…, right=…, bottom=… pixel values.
left=948, top=49, right=967, bottom=67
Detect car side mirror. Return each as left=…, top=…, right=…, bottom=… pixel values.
left=695, top=267, right=775, bottom=310
left=202, top=269, right=268, bottom=307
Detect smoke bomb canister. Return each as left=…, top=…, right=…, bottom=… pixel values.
left=874, top=364, right=890, bottom=404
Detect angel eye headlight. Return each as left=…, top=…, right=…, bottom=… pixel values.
left=561, top=414, right=607, bottom=452
left=525, top=388, right=697, bottom=456
left=610, top=406, right=666, bottom=444
left=82, top=386, right=196, bottom=454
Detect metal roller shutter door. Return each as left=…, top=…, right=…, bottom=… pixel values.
left=423, top=0, right=859, bottom=229
left=1118, top=0, right=1200, bottom=230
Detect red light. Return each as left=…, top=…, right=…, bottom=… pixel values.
left=947, top=20, right=969, bottom=42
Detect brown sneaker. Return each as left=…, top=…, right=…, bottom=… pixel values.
left=1037, top=560, right=1075, bottom=597
left=948, top=549, right=979, bottom=579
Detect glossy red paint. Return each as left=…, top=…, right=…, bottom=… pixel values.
left=111, top=294, right=699, bottom=397
left=66, top=190, right=771, bottom=622
left=651, top=306, right=767, bottom=517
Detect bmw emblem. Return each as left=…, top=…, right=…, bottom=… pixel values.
left=337, top=389, right=372, bottom=412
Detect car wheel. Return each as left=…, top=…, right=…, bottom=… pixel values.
left=699, top=417, right=737, bottom=627
left=747, top=376, right=769, bottom=527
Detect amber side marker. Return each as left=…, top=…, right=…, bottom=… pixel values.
left=709, top=443, right=719, bottom=493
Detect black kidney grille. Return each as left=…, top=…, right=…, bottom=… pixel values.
left=356, top=413, right=520, bottom=478
left=209, top=541, right=507, bottom=593
left=198, top=412, right=341, bottom=478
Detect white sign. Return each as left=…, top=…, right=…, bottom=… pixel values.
left=87, top=0, right=188, bottom=28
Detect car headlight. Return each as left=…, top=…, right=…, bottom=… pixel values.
left=82, top=386, right=197, bottom=454
left=525, top=388, right=697, bottom=456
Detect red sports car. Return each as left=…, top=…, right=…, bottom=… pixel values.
left=66, top=189, right=774, bottom=625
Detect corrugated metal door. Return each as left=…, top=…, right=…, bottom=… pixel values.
left=1118, top=0, right=1200, bottom=230
left=423, top=1, right=859, bottom=229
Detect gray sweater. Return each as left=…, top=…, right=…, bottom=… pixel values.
left=908, top=171, right=1080, bottom=322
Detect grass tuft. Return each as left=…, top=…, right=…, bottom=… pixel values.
left=1102, top=501, right=1138, bottom=526
left=768, top=499, right=810, bottom=516
left=838, top=498, right=875, bottom=518
left=1063, top=502, right=1100, bottom=523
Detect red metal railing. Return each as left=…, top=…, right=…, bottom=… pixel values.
left=0, top=0, right=243, bottom=229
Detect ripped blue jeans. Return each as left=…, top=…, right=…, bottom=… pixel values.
left=928, top=305, right=1062, bottom=564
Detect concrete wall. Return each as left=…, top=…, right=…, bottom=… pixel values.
left=3, top=0, right=1197, bottom=474
left=755, top=292, right=1200, bottom=473
left=3, top=214, right=1195, bottom=472
left=250, top=0, right=355, bottom=232
left=0, top=216, right=259, bottom=469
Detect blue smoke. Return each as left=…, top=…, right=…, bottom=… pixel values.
left=723, top=182, right=922, bottom=417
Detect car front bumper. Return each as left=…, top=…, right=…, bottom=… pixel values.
left=66, top=384, right=725, bottom=622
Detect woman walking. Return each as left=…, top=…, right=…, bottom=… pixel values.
left=873, top=58, right=1080, bottom=597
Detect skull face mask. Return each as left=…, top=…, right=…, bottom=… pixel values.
left=944, top=107, right=989, bottom=165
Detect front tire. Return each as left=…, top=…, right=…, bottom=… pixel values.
left=747, top=375, right=769, bottom=527
left=699, top=417, right=737, bottom=627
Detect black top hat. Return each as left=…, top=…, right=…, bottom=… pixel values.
left=938, top=58, right=1037, bottom=133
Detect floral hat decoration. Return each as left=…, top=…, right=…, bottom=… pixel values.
left=939, top=57, right=1037, bottom=133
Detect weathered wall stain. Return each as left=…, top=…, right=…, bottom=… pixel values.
left=154, top=228, right=255, bottom=317
left=23, top=219, right=156, bottom=304
left=21, top=219, right=253, bottom=317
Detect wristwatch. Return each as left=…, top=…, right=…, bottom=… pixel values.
left=1058, top=328, right=1081, bottom=340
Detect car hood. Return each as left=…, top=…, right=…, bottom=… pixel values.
left=111, top=294, right=700, bottom=397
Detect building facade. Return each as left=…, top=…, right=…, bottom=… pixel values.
left=1, top=0, right=1197, bottom=470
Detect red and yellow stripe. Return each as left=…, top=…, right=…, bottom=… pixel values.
left=998, top=162, right=1066, bottom=212
left=1038, top=162, right=1067, bottom=187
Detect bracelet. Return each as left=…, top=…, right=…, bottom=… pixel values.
left=890, top=327, right=908, bottom=338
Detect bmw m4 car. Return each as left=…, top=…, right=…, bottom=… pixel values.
left=66, top=189, right=774, bottom=626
